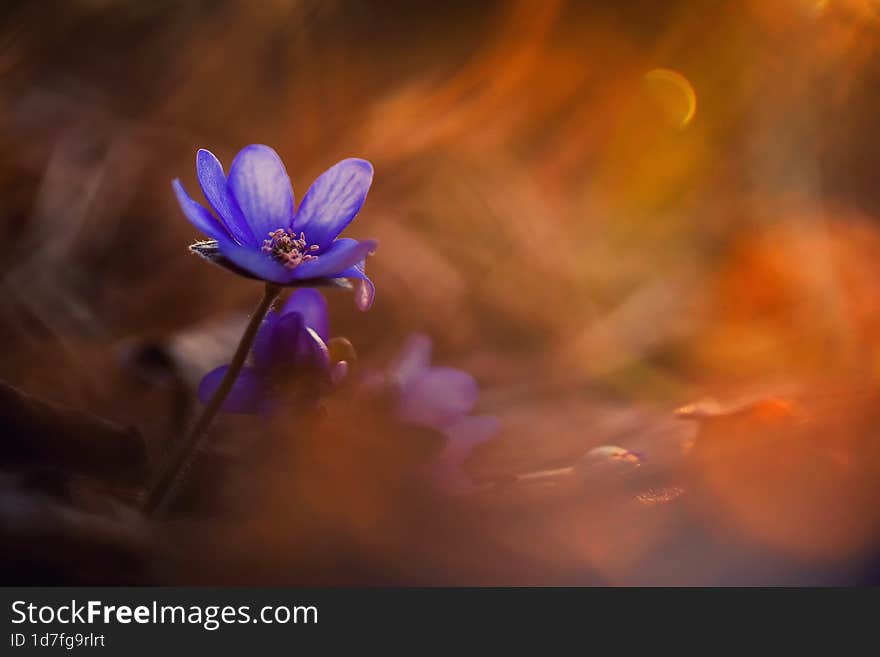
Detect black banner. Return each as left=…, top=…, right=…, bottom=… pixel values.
left=0, top=587, right=875, bottom=654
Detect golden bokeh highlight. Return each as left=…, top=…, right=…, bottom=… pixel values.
left=643, top=68, right=697, bottom=129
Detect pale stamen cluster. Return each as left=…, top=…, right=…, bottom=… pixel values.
left=261, top=228, right=320, bottom=269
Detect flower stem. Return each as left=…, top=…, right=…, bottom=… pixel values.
left=144, top=282, right=282, bottom=516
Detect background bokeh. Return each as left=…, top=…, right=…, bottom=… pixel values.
left=3, top=0, right=880, bottom=585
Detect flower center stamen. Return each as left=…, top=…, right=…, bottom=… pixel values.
left=261, top=229, right=320, bottom=269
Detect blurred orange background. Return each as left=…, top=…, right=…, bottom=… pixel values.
left=3, top=0, right=880, bottom=585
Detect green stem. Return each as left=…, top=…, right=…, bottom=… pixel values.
left=144, top=282, right=282, bottom=516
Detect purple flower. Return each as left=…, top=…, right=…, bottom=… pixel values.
left=173, top=145, right=377, bottom=310
left=198, top=289, right=338, bottom=414
left=381, top=334, right=500, bottom=494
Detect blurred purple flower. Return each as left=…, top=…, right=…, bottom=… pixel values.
left=198, top=289, right=336, bottom=414
left=382, top=334, right=500, bottom=494
left=173, top=145, right=377, bottom=310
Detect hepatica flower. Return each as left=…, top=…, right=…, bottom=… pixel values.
left=149, top=147, right=378, bottom=515
left=197, top=289, right=342, bottom=414
left=173, top=145, right=377, bottom=310
left=379, top=334, right=500, bottom=494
